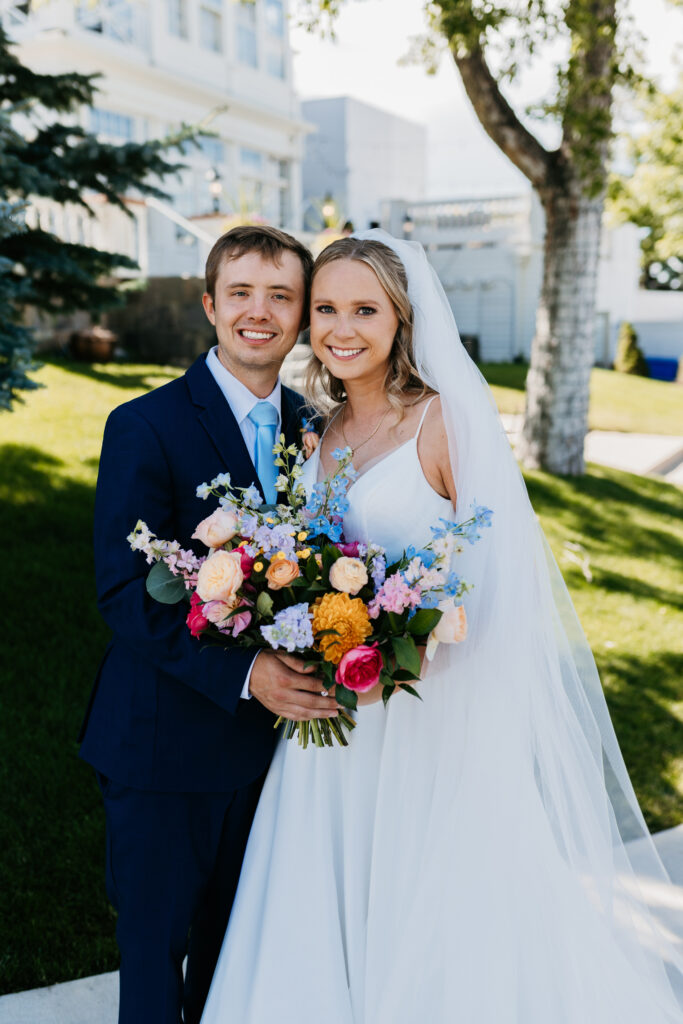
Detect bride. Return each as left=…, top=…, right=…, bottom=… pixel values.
left=200, top=231, right=683, bottom=1022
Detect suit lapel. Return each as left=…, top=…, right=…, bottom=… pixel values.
left=281, top=386, right=305, bottom=448
left=185, top=355, right=259, bottom=491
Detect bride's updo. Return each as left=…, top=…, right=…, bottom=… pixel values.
left=305, top=237, right=431, bottom=415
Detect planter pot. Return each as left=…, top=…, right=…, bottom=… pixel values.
left=69, top=327, right=117, bottom=363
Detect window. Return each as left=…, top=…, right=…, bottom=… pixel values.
left=266, top=50, right=285, bottom=78
left=90, top=108, right=134, bottom=141
left=200, top=6, right=222, bottom=51
left=168, top=0, right=188, bottom=39
left=236, top=0, right=258, bottom=66
left=265, top=0, right=284, bottom=37
left=200, top=136, right=225, bottom=164
left=240, top=147, right=263, bottom=172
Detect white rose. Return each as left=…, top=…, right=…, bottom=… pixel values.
left=192, top=507, right=240, bottom=549
left=196, top=550, right=244, bottom=602
left=329, top=556, right=369, bottom=596
left=426, top=599, right=467, bottom=660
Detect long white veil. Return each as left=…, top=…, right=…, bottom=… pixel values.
left=354, top=229, right=683, bottom=1020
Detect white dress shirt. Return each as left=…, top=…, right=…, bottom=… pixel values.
left=206, top=346, right=282, bottom=700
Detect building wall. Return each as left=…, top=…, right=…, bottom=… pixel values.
left=11, top=0, right=309, bottom=276
left=382, top=195, right=680, bottom=365
left=302, top=96, right=426, bottom=231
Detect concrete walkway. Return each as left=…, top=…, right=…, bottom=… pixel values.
left=499, top=414, right=683, bottom=485
left=2, top=825, right=682, bottom=1023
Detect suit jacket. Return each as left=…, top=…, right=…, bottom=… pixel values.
left=79, top=353, right=308, bottom=792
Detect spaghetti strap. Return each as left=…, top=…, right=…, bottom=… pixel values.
left=413, top=395, right=438, bottom=441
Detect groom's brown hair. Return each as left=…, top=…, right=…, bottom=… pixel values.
left=205, top=225, right=314, bottom=326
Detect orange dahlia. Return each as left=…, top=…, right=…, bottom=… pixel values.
left=312, top=592, right=372, bottom=664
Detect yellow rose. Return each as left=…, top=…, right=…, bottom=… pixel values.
left=426, top=599, right=467, bottom=661
left=196, top=549, right=244, bottom=602
left=312, top=592, right=371, bottom=664
left=329, top=556, right=368, bottom=596
left=265, top=558, right=300, bottom=590
left=192, top=507, right=240, bottom=549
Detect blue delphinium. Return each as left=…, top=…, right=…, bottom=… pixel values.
left=253, top=522, right=297, bottom=558
left=260, top=604, right=314, bottom=653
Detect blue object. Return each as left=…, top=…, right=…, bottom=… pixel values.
left=248, top=400, right=279, bottom=503
left=645, top=357, right=679, bottom=382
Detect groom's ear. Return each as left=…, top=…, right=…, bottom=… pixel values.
left=202, top=292, right=216, bottom=326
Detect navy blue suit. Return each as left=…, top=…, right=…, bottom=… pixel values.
left=80, top=353, right=306, bottom=1023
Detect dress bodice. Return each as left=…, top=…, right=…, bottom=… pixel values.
left=300, top=414, right=453, bottom=564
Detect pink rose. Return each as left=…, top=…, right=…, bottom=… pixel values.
left=339, top=541, right=360, bottom=557
left=335, top=643, right=382, bottom=693
left=237, top=546, right=255, bottom=578
left=192, top=507, right=240, bottom=549
left=186, top=592, right=209, bottom=637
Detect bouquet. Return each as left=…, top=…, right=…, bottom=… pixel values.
left=128, top=438, right=492, bottom=748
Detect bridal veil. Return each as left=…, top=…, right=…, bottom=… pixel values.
left=351, top=229, right=683, bottom=1020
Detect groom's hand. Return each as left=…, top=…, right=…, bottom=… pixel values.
left=248, top=651, right=338, bottom=720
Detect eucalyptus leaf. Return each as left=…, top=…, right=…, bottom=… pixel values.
left=146, top=560, right=187, bottom=605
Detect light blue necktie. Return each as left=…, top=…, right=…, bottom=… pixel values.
left=248, top=401, right=279, bottom=505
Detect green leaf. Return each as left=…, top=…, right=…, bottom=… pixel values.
left=334, top=684, right=358, bottom=710
left=379, top=669, right=395, bottom=689
left=382, top=684, right=394, bottom=707
left=391, top=635, right=421, bottom=676
left=393, top=668, right=419, bottom=681
left=399, top=683, right=422, bottom=701
left=304, top=557, right=318, bottom=582
left=406, top=607, right=443, bottom=636
left=387, top=611, right=407, bottom=633
left=256, top=591, right=274, bottom=617
left=145, top=560, right=187, bottom=604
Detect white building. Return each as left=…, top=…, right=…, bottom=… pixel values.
left=383, top=195, right=683, bottom=366
left=5, top=0, right=310, bottom=276
left=302, top=96, right=426, bottom=232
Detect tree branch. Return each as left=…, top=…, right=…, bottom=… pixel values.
left=451, top=42, right=552, bottom=188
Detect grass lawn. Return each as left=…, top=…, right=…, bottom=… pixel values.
left=1, top=356, right=682, bottom=994
left=481, top=362, right=683, bottom=435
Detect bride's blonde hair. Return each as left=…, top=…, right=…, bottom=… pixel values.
left=305, top=237, right=432, bottom=417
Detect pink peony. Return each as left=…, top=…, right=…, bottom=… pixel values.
left=335, top=643, right=383, bottom=693
left=186, top=592, right=209, bottom=637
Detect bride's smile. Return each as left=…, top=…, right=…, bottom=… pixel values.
left=310, top=258, right=399, bottom=384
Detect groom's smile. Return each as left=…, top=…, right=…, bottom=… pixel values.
left=203, top=249, right=306, bottom=393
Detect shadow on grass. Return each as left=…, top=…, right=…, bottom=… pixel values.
left=44, top=355, right=182, bottom=392
left=599, top=649, right=683, bottom=833
left=0, top=443, right=116, bottom=993
left=526, top=464, right=683, bottom=568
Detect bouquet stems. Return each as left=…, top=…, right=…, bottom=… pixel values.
left=274, top=711, right=356, bottom=748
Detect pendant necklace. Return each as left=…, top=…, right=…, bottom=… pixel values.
left=340, top=403, right=392, bottom=456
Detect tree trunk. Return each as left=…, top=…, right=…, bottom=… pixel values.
left=516, top=187, right=604, bottom=475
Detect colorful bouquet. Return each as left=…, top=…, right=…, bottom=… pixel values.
left=128, top=438, right=492, bottom=748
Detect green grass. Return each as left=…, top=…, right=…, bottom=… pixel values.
left=0, top=357, right=681, bottom=994
left=481, top=362, right=683, bottom=435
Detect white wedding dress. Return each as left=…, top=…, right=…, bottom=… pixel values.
left=200, top=404, right=682, bottom=1024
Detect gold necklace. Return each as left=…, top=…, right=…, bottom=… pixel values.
left=340, top=402, right=392, bottom=456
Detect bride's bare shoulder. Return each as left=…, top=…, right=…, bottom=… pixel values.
left=416, top=394, right=457, bottom=505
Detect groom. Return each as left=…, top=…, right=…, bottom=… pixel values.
left=79, top=225, right=334, bottom=1024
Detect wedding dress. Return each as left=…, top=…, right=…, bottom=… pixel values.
left=200, top=232, right=683, bottom=1023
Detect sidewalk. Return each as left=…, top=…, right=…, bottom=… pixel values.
left=499, top=414, right=683, bottom=485
left=2, top=825, right=681, bottom=1022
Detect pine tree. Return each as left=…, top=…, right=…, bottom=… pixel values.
left=614, top=322, right=649, bottom=377
left=0, top=25, right=194, bottom=409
